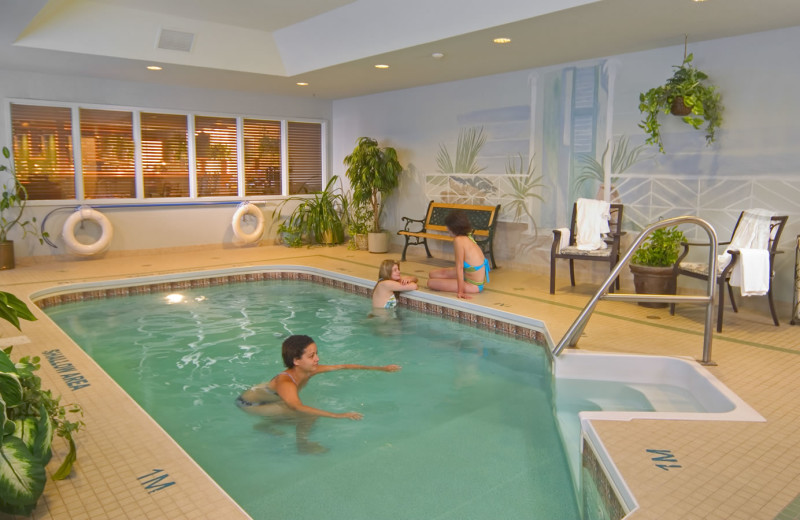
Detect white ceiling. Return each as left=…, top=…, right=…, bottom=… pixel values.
left=2, top=0, right=800, bottom=100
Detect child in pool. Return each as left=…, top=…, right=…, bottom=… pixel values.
left=236, top=334, right=401, bottom=453
left=427, top=209, right=489, bottom=299
left=372, top=259, right=418, bottom=309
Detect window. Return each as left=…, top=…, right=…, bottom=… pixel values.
left=243, top=118, right=281, bottom=196
left=287, top=121, right=322, bottom=194
left=195, top=115, right=238, bottom=197
left=79, top=108, right=135, bottom=199
left=7, top=101, right=326, bottom=201
left=140, top=112, right=189, bottom=198
left=10, top=103, right=76, bottom=200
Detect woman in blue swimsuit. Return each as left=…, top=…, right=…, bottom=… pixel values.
left=372, top=259, right=419, bottom=308
left=427, top=210, right=490, bottom=299
left=236, top=335, right=401, bottom=453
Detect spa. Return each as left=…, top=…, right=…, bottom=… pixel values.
left=1, top=2, right=800, bottom=519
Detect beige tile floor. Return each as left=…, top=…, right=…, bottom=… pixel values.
left=1, top=243, right=798, bottom=520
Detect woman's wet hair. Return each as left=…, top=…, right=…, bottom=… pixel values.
left=444, top=210, right=472, bottom=236
left=377, top=259, right=399, bottom=281
left=282, top=334, right=315, bottom=368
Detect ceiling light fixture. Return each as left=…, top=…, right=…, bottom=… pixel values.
left=374, top=64, right=390, bottom=69
left=296, top=82, right=309, bottom=86
left=431, top=52, right=444, bottom=59
left=146, top=65, right=163, bottom=71
left=493, top=37, right=511, bottom=44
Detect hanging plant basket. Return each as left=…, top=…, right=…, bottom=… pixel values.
left=670, top=96, right=692, bottom=116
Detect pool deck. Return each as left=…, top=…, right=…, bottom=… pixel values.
left=1, top=243, right=798, bottom=520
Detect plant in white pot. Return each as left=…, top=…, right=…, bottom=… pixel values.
left=0, top=147, right=48, bottom=269
left=343, top=137, right=403, bottom=253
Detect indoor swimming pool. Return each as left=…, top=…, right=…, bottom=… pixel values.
left=44, top=278, right=582, bottom=519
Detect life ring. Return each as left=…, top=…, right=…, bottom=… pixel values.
left=232, top=203, right=265, bottom=244
left=62, top=207, right=113, bottom=256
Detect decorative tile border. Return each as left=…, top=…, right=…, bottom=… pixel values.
left=34, top=271, right=548, bottom=348
left=582, top=437, right=628, bottom=520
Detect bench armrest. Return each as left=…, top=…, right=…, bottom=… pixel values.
left=401, top=216, right=426, bottom=233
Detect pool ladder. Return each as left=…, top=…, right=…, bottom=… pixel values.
left=552, top=216, right=719, bottom=365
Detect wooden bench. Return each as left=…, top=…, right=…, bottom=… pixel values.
left=398, top=201, right=501, bottom=268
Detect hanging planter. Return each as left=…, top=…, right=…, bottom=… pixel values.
left=638, top=38, right=723, bottom=153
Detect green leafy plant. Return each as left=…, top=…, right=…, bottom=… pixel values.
left=504, top=154, right=545, bottom=237
left=638, top=51, right=723, bottom=153
left=576, top=135, right=649, bottom=191
left=0, top=291, right=84, bottom=516
left=343, top=137, right=403, bottom=233
left=272, top=176, right=348, bottom=246
left=1, top=147, right=48, bottom=244
left=435, top=126, right=486, bottom=174
left=631, top=226, right=686, bottom=267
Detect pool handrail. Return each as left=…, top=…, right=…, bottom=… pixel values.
left=553, top=216, right=719, bottom=365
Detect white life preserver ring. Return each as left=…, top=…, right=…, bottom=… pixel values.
left=232, top=203, right=265, bottom=244
left=62, top=207, right=113, bottom=256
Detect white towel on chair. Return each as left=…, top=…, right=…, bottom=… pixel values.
left=556, top=228, right=571, bottom=251
left=729, top=248, right=770, bottom=296
left=576, top=198, right=610, bottom=251
left=718, top=209, right=773, bottom=271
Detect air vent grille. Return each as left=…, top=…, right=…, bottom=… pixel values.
left=157, top=29, right=195, bottom=52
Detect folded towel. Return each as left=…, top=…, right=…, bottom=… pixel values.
left=729, top=248, right=770, bottom=296
left=556, top=228, right=571, bottom=251
left=576, top=198, right=610, bottom=251
left=718, top=209, right=774, bottom=271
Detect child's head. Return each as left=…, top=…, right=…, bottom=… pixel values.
left=444, top=210, right=472, bottom=236
left=282, top=334, right=315, bottom=368
left=378, top=259, right=400, bottom=280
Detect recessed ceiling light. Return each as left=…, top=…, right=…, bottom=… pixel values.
left=431, top=52, right=444, bottom=59
left=374, top=64, right=390, bottom=69
left=493, top=37, right=511, bottom=44
left=147, top=65, right=163, bottom=71
left=296, top=82, right=309, bottom=86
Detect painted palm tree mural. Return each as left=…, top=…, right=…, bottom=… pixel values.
left=576, top=135, right=649, bottom=200
left=426, top=126, right=546, bottom=238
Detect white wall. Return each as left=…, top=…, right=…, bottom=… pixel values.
left=332, top=26, right=800, bottom=305
left=0, top=69, right=332, bottom=258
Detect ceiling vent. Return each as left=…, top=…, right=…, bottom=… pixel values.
left=157, top=28, right=195, bottom=52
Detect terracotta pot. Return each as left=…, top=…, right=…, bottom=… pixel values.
left=630, top=263, right=676, bottom=308
left=670, top=97, right=692, bottom=116
left=0, top=240, right=14, bottom=270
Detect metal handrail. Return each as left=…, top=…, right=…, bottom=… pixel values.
left=552, top=216, right=719, bottom=365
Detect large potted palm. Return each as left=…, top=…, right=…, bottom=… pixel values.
left=343, top=137, right=403, bottom=253
left=1, top=147, right=47, bottom=269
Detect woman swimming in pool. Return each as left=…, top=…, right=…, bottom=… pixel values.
left=427, top=209, right=489, bottom=299
left=372, top=259, right=418, bottom=309
left=236, top=334, right=401, bottom=453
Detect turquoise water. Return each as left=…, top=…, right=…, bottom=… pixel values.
left=45, top=280, right=580, bottom=520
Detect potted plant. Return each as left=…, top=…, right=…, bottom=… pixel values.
left=638, top=48, right=723, bottom=153
left=343, top=137, right=403, bottom=253
left=629, top=226, right=686, bottom=308
left=1, top=147, right=48, bottom=269
left=0, top=291, right=84, bottom=515
left=346, top=201, right=373, bottom=251
left=272, top=176, right=347, bottom=246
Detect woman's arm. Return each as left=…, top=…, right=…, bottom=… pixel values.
left=381, top=279, right=418, bottom=292
left=315, top=364, right=402, bottom=374
left=274, top=377, right=363, bottom=419
left=453, top=236, right=467, bottom=298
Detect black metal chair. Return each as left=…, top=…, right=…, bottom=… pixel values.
left=549, top=202, right=624, bottom=294
left=671, top=212, right=788, bottom=332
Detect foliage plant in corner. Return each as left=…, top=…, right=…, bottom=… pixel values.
left=631, top=226, right=686, bottom=267
left=343, top=137, right=403, bottom=233
left=0, top=290, right=84, bottom=516
left=1, top=147, right=48, bottom=244
left=638, top=49, right=723, bottom=153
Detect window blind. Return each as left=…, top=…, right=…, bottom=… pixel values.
left=79, top=108, right=135, bottom=199
left=287, top=121, right=322, bottom=195
left=195, top=115, right=238, bottom=197
left=243, top=118, right=282, bottom=196
left=140, top=112, right=189, bottom=198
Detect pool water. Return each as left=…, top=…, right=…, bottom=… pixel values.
left=45, top=280, right=581, bottom=520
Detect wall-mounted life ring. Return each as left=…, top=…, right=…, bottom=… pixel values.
left=232, top=203, right=265, bottom=244
left=62, top=207, right=113, bottom=256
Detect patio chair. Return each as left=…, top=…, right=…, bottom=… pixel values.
left=670, top=211, right=788, bottom=332
left=550, top=201, right=624, bottom=294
